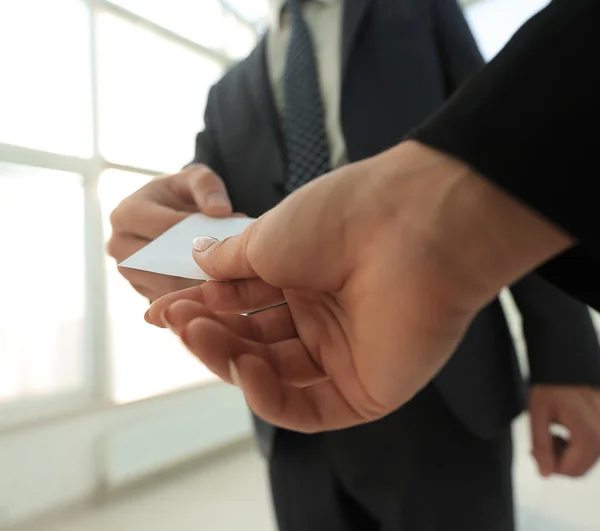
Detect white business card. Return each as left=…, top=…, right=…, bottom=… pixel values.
left=119, top=213, right=255, bottom=280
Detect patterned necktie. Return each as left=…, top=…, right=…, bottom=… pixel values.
left=282, top=0, right=331, bottom=193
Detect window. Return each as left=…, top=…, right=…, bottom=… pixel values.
left=0, top=0, right=259, bottom=424
left=0, top=0, right=93, bottom=157
left=0, top=164, right=86, bottom=404
left=96, top=11, right=224, bottom=173
left=110, top=0, right=227, bottom=50
left=223, top=0, right=269, bottom=25
left=464, top=0, right=550, bottom=60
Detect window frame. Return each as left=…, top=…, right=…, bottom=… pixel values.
left=0, top=0, right=257, bottom=429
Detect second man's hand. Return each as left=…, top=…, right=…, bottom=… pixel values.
left=147, top=141, right=573, bottom=433
left=108, top=163, right=235, bottom=302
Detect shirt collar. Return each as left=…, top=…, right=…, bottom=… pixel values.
left=268, top=0, right=334, bottom=31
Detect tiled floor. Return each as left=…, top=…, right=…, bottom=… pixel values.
left=23, top=416, right=600, bottom=531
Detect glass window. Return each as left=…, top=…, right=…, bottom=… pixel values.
left=223, top=10, right=259, bottom=60
left=0, top=0, right=93, bottom=157
left=109, top=0, right=227, bottom=55
left=98, top=169, right=216, bottom=404
left=223, top=0, right=269, bottom=25
left=96, top=11, right=224, bottom=173
left=465, top=0, right=550, bottom=60
left=0, top=163, right=86, bottom=403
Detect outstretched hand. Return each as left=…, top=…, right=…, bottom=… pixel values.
left=146, top=142, right=571, bottom=432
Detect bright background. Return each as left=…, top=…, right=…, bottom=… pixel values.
left=1, top=1, right=598, bottom=530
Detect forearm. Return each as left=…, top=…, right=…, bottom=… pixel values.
left=510, top=275, right=600, bottom=386
left=389, top=141, right=574, bottom=311
left=413, top=0, right=600, bottom=247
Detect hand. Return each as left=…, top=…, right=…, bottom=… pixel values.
left=529, top=384, right=600, bottom=477
left=107, top=164, right=234, bottom=302
left=146, top=141, right=571, bottom=433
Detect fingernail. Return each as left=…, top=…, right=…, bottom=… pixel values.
left=144, top=309, right=151, bottom=324
left=206, top=192, right=230, bottom=208
left=229, top=359, right=242, bottom=388
left=193, top=236, right=218, bottom=252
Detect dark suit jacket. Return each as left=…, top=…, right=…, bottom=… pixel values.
left=192, top=0, right=600, bottom=455
left=413, top=0, right=600, bottom=312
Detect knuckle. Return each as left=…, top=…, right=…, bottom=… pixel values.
left=193, top=166, right=222, bottom=188
left=108, top=203, right=125, bottom=229
left=105, top=238, right=119, bottom=259
left=109, top=194, right=141, bottom=230
left=187, top=162, right=209, bottom=174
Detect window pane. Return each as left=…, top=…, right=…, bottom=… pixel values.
left=0, top=164, right=86, bottom=403
left=224, top=0, right=269, bottom=25
left=96, top=12, right=224, bottom=173
left=98, top=169, right=216, bottom=404
left=110, top=0, right=227, bottom=50
left=0, top=0, right=93, bottom=157
left=223, top=11, right=259, bottom=60
left=465, top=0, right=550, bottom=60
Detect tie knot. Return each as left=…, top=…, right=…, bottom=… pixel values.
left=286, top=0, right=304, bottom=14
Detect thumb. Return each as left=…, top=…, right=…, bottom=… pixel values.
left=529, top=403, right=556, bottom=477
left=192, top=228, right=257, bottom=281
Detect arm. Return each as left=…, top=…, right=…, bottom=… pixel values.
left=511, top=274, right=600, bottom=478
left=432, top=0, right=485, bottom=94
left=413, top=0, right=600, bottom=308
left=510, top=274, right=600, bottom=386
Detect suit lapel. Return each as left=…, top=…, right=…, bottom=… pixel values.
left=243, top=36, right=287, bottom=191
left=244, top=36, right=285, bottom=155
left=341, top=0, right=373, bottom=81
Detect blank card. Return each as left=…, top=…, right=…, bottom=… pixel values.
left=119, top=213, right=255, bottom=280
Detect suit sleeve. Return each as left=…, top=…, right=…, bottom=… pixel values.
left=411, top=0, right=600, bottom=311
left=510, top=274, right=600, bottom=387
left=432, top=0, right=485, bottom=94
left=187, top=86, right=226, bottom=178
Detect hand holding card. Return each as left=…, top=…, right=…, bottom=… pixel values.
left=119, top=213, right=256, bottom=280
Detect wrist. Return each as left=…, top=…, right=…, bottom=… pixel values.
left=422, top=143, right=574, bottom=309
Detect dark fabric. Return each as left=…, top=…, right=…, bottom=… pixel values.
left=282, top=0, right=331, bottom=192
left=193, top=0, right=600, bottom=457
left=411, top=0, right=600, bottom=311
left=510, top=275, right=600, bottom=386
left=270, top=385, right=515, bottom=531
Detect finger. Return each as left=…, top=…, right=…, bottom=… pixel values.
left=232, top=354, right=366, bottom=433
left=557, top=412, right=600, bottom=477
left=110, top=198, right=189, bottom=241
left=162, top=299, right=297, bottom=343
left=192, top=224, right=258, bottom=281
left=118, top=268, right=201, bottom=302
left=529, top=404, right=556, bottom=477
left=106, top=234, right=150, bottom=263
left=146, top=279, right=284, bottom=326
left=557, top=435, right=599, bottom=477
left=202, top=278, right=285, bottom=312
left=180, top=165, right=233, bottom=217
left=182, top=316, right=326, bottom=388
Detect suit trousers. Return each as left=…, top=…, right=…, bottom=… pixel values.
left=269, top=384, right=514, bottom=531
